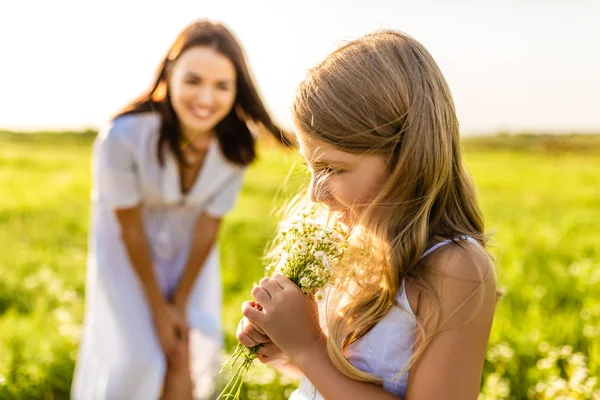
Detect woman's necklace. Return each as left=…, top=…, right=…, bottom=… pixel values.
left=182, top=146, right=207, bottom=166
left=180, top=133, right=212, bottom=166
left=180, top=128, right=213, bottom=151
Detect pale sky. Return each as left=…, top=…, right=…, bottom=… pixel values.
left=1, top=0, right=599, bottom=134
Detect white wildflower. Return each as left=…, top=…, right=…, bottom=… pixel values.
left=314, top=289, right=326, bottom=303
left=299, top=276, right=312, bottom=288
left=294, top=239, right=308, bottom=253
left=311, top=266, right=324, bottom=280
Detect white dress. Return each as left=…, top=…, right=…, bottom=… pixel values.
left=71, top=113, right=245, bottom=400
left=289, top=236, right=477, bottom=399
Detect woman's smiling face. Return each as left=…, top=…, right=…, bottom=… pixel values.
left=168, top=46, right=237, bottom=138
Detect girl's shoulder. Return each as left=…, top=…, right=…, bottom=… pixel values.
left=407, top=237, right=496, bottom=321
left=425, top=238, right=495, bottom=284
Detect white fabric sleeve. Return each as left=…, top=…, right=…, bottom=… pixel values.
left=95, top=123, right=142, bottom=208
left=205, top=171, right=244, bottom=218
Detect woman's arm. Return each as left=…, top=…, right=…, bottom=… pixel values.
left=172, top=212, right=221, bottom=309
left=115, top=206, right=167, bottom=313
left=115, top=206, right=189, bottom=358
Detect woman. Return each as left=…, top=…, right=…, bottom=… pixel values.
left=72, top=20, right=290, bottom=400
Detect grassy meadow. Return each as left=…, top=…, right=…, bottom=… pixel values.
left=0, top=131, right=599, bottom=399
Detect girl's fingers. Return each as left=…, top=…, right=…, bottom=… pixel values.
left=257, top=342, right=276, bottom=358
left=241, top=300, right=257, bottom=312
left=236, top=318, right=270, bottom=347
left=238, top=331, right=258, bottom=347
left=242, top=318, right=271, bottom=344
left=236, top=318, right=258, bottom=347
left=260, top=277, right=283, bottom=295
left=242, top=300, right=265, bottom=325
left=251, top=285, right=271, bottom=305
left=256, top=342, right=285, bottom=365
left=240, top=301, right=267, bottom=335
left=271, top=273, right=294, bottom=289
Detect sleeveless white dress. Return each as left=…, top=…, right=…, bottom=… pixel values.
left=289, top=236, right=477, bottom=399
left=71, top=113, right=245, bottom=400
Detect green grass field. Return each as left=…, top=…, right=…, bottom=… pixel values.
left=0, top=131, right=599, bottom=399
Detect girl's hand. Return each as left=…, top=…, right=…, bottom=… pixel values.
left=153, top=303, right=189, bottom=362
left=256, top=342, right=290, bottom=366
left=236, top=304, right=271, bottom=347
left=243, top=274, right=324, bottom=358
left=237, top=306, right=291, bottom=366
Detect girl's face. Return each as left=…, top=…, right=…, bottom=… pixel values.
left=297, top=134, right=390, bottom=225
left=169, top=46, right=237, bottom=139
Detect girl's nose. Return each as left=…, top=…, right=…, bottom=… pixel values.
left=309, top=175, right=332, bottom=203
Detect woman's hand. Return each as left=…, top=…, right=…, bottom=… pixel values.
left=171, top=294, right=188, bottom=314
left=243, top=274, right=324, bottom=358
left=152, top=303, right=189, bottom=362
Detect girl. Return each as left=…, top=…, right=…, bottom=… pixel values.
left=237, top=30, right=497, bottom=399
left=72, top=20, right=290, bottom=400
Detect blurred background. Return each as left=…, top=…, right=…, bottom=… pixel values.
left=1, top=0, right=599, bottom=399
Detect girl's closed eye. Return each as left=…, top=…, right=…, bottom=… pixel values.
left=303, top=161, right=344, bottom=176
left=319, top=166, right=343, bottom=176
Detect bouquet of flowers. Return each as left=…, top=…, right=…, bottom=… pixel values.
left=217, top=210, right=347, bottom=399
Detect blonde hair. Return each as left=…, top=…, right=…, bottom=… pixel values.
left=288, top=30, right=491, bottom=384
